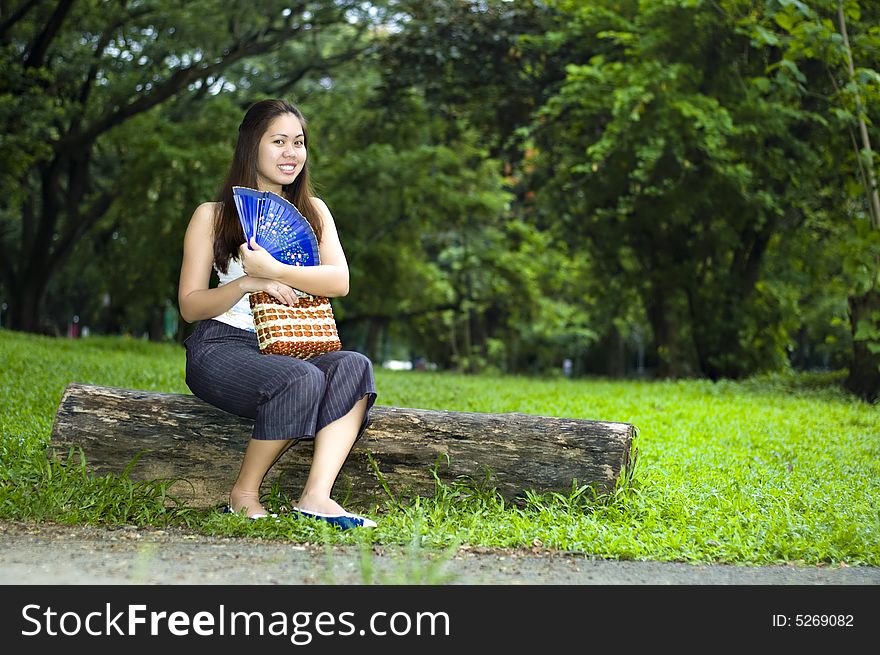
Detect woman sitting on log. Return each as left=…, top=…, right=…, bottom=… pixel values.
left=177, top=98, right=377, bottom=530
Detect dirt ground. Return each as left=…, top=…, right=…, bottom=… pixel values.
left=1, top=520, right=877, bottom=585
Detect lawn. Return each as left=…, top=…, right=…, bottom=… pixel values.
left=1, top=328, right=878, bottom=565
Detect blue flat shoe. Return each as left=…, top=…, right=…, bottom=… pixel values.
left=222, top=505, right=278, bottom=520
left=292, top=507, right=377, bottom=530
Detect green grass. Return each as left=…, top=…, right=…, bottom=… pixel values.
left=1, top=328, right=878, bottom=566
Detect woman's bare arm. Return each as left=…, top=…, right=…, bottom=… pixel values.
left=178, top=203, right=299, bottom=323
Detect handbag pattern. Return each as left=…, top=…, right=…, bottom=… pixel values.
left=249, top=291, right=342, bottom=359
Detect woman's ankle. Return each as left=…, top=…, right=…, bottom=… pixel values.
left=229, top=486, right=266, bottom=518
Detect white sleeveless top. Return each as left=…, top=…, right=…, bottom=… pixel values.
left=210, top=258, right=256, bottom=332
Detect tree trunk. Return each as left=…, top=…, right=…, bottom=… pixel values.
left=50, top=383, right=636, bottom=510
left=845, top=288, right=880, bottom=403
left=645, top=288, right=692, bottom=378
left=8, top=275, right=50, bottom=333
left=687, top=285, right=741, bottom=381
left=364, top=317, right=384, bottom=363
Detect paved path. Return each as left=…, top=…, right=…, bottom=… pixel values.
left=1, top=521, right=877, bottom=585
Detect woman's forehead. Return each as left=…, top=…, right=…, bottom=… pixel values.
left=265, top=113, right=303, bottom=137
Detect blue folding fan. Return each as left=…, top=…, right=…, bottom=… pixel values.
left=232, top=186, right=320, bottom=266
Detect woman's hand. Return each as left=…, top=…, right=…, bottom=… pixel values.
left=237, top=275, right=300, bottom=306
left=239, top=238, right=282, bottom=280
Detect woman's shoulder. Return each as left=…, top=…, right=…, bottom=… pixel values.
left=194, top=201, right=221, bottom=216
left=189, top=201, right=220, bottom=226
left=309, top=196, right=332, bottom=218
left=185, top=202, right=219, bottom=241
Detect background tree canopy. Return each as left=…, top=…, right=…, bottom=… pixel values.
left=1, top=0, right=878, bottom=399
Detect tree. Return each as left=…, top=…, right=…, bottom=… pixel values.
left=0, top=0, right=381, bottom=332
left=374, top=0, right=620, bottom=373
left=525, top=0, right=872, bottom=379
left=298, top=68, right=515, bottom=368
left=43, top=94, right=244, bottom=339
left=378, top=0, right=559, bottom=162
left=751, top=0, right=880, bottom=398
left=835, top=2, right=880, bottom=401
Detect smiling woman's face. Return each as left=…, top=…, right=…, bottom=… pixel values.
left=256, top=113, right=307, bottom=193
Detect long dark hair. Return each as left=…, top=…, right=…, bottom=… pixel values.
left=213, top=99, right=322, bottom=274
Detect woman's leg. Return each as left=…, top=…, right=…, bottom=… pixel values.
left=229, top=438, right=295, bottom=517
left=295, top=395, right=370, bottom=515
left=231, top=391, right=368, bottom=517
left=186, top=321, right=326, bottom=517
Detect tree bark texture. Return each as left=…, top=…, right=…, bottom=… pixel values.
left=50, top=383, right=636, bottom=509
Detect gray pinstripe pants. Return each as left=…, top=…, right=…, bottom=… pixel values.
left=184, top=319, right=377, bottom=441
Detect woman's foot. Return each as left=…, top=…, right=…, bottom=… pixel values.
left=292, top=492, right=376, bottom=529
left=228, top=487, right=269, bottom=519
left=294, top=492, right=346, bottom=516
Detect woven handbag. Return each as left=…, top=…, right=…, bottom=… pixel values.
left=250, top=291, right=342, bottom=359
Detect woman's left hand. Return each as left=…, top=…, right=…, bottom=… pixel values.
left=239, top=238, right=282, bottom=280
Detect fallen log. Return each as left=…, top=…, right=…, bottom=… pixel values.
left=50, top=382, right=636, bottom=509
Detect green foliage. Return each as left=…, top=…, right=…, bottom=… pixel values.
left=372, top=2, right=641, bottom=373
left=46, top=95, right=244, bottom=336
left=298, top=69, right=513, bottom=366
left=764, top=0, right=880, bottom=391
left=377, top=0, right=556, bottom=159
left=3, top=0, right=880, bottom=387
left=1, top=332, right=878, bottom=565
left=518, top=0, right=879, bottom=379
left=0, top=0, right=386, bottom=332
left=299, top=60, right=603, bottom=372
